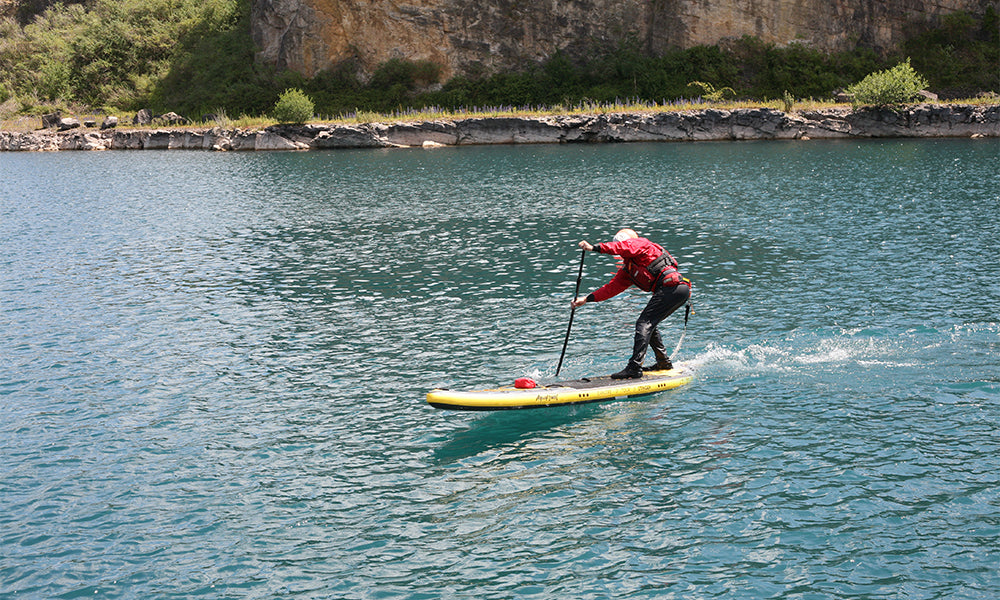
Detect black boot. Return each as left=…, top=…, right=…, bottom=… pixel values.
left=611, top=363, right=643, bottom=379
left=643, top=358, right=673, bottom=372
left=644, top=330, right=671, bottom=371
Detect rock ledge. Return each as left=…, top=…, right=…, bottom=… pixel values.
left=2, top=105, right=997, bottom=152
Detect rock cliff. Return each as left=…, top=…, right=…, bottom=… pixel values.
left=251, top=0, right=997, bottom=79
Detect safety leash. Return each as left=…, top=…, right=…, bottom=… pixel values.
left=671, top=300, right=692, bottom=359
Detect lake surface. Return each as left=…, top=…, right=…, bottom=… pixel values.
left=2, top=138, right=998, bottom=599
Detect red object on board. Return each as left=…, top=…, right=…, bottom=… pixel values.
left=514, top=378, right=537, bottom=389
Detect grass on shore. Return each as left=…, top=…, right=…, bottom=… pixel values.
left=334, top=98, right=839, bottom=124
left=2, top=97, right=995, bottom=133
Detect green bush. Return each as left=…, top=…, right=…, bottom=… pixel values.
left=846, top=58, right=929, bottom=108
left=272, top=88, right=314, bottom=123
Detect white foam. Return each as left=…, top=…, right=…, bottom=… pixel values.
left=682, top=332, right=915, bottom=376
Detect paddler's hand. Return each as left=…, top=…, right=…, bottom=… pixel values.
left=571, top=296, right=587, bottom=308
left=578, top=241, right=594, bottom=252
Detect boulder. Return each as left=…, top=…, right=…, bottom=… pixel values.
left=153, top=111, right=190, bottom=125
left=133, top=108, right=153, bottom=125
left=917, top=89, right=939, bottom=102
left=101, top=116, right=119, bottom=130
left=83, top=117, right=97, bottom=128
left=57, top=117, right=80, bottom=131
left=41, top=112, right=62, bottom=129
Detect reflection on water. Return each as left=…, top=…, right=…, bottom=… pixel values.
left=2, top=139, right=998, bottom=599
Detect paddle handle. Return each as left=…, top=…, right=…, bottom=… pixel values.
left=556, top=248, right=586, bottom=376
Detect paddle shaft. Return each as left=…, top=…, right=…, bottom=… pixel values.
left=556, top=248, right=586, bottom=376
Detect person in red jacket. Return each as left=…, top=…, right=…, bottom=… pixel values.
left=571, top=228, right=691, bottom=379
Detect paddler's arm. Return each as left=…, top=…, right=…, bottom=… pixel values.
left=595, top=239, right=637, bottom=255
left=572, top=240, right=629, bottom=307
left=571, top=270, right=630, bottom=308
left=577, top=240, right=616, bottom=254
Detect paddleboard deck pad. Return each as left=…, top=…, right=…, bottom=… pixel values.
left=427, top=366, right=693, bottom=411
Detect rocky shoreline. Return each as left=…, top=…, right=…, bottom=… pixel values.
left=2, top=105, right=997, bottom=152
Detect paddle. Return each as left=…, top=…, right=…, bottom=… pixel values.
left=556, top=248, right=586, bottom=377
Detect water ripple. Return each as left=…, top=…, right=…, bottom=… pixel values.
left=2, top=141, right=998, bottom=599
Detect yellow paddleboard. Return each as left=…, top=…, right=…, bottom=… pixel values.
left=427, top=366, right=693, bottom=411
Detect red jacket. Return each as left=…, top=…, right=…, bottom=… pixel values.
left=591, top=237, right=682, bottom=301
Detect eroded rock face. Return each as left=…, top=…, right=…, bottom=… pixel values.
left=251, top=0, right=995, bottom=79
left=3, top=105, right=997, bottom=152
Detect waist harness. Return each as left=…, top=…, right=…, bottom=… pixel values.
left=645, top=251, right=684, bottom=288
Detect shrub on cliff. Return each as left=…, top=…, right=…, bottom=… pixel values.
left=846, top=59, right=929, bottom=109
left=272, top=88, right=314, bottom=124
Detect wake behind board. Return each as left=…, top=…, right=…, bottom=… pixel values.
left=427, top=366, right=693, bottom=411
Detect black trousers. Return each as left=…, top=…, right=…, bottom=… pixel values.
left=627, top=283, right=691, bottom=369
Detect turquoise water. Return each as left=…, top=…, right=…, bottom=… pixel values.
left=1, top=139, right=998, bottom=599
